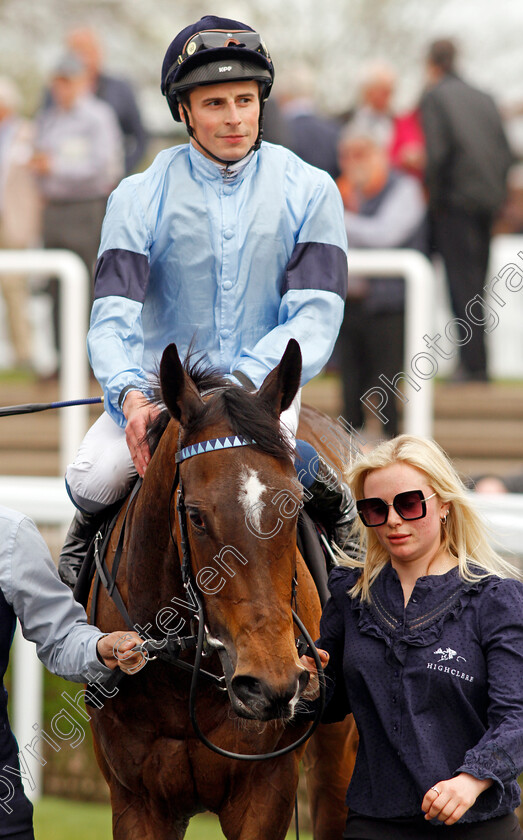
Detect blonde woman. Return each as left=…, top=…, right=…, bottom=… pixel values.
left=303, top=434, right=523, bottom=840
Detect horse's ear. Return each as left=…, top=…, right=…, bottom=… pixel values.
left=159, top=343, right=204, bottom=426
left=257, top=339, right=302, bottom=416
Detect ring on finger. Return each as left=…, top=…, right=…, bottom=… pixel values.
left=430, top=786, right=441, bottom=795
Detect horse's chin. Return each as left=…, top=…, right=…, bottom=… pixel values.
left=230, top=697, right=268, bottom=721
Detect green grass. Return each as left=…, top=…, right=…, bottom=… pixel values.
left=34, top=797, right=111, bottom=838
left=0, top=367, right=37, bottom=384
left=33, top=796, right=313, bottom=839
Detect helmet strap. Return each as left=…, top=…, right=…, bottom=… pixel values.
left=253, top=96, right=266, bottom=152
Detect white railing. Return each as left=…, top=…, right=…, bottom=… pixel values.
left=0, top=249, right=90, bottom=802
left=348, top=249, right=436, bottom=438
left=0, top=249, right=90, bottom=473
left=472, top=492, right=523, bottom=565
left=486, top=235, right=523, bottom=379
left=428, top=234, right=523, bottom=380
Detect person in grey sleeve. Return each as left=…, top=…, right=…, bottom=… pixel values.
left=0, top=504, right=143, bottom=839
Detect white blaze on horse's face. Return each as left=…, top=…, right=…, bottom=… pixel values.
left=238, top=466, right=266, bottom=533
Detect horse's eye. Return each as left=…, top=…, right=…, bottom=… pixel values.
left=188, top=509, right=205, bottom=531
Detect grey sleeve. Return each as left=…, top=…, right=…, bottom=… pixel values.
left=4, top=516, right=111, bottom=683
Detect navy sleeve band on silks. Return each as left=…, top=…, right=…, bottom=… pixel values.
left=94, top=248, right=150, bottom=302
left=281, top=242, right=348, bottom=299
left=118, top=384, right=143, bottom=409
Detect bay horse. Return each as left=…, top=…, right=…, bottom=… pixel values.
left=87, top=339, right=357, bottom=839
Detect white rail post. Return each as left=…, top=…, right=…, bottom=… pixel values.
left=347, top=249, right=436, bottom=438
left=487, top=235, right=523, bottom=379
left=12, top=627, right=43, bottom=800
left=0, top=248, right=90, bottom=470
left=0, top=248, right=90, bottom=801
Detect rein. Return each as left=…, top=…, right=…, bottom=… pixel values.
left=0, top=396, right=103, bottom=417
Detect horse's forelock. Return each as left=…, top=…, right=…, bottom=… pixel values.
left=147, top=356, right=293, bottom=463
left=220, top=389, right=294, bottom=462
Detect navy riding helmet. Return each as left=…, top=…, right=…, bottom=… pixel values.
left=161, top=15, right=274, bottom=158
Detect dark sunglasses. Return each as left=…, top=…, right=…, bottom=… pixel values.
left=356, top=490, right=437, bottom=527
left=180, top=30, right=270, bottom=63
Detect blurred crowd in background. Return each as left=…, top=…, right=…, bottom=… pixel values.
left=0, top=25, right=522, bottom=411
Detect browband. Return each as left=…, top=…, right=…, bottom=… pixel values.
left=175, top=434, right=253, bottom=463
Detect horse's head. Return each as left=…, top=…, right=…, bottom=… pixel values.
left=158, top=340, right=312, bottom=721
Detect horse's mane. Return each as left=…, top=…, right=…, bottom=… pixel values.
left=147, top=354, right=294, bottom=463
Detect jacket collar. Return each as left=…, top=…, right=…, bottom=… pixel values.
left=188, top=142, right=256, bottom=185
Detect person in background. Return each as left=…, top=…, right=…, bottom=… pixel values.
left=66, top=27, right=148, bottom=175
left=420, top=38, right=513, bottom=383
left=303, top=434, right=523, bottom=840
left=250, top=86, right=291, bottom=147
left=0, top=503, right=143, bottom=839
left=344, top=59, right=425, bottom=180
left=471, top=472, right=523, bottom=494
left=389, top=106, right=425, bottom=180
left=0, top=77, right=40, bottom=371
left=278, top=63, right=341, bottom=179
left=31, top=54, right=123, bottom=352
left=347, top=60, right=397, bottom=151
left=335, top=124, right=427, bottom=438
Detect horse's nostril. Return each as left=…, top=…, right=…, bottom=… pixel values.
left=231, top=673, right=301, bottom=719
left=231, top=675, right=265, bottom=706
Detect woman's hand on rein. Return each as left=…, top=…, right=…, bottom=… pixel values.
left=422, top=773, right=493, bottom=825
left=300, top=647, right=330, bottom=673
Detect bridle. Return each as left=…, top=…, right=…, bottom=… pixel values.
left=91, top=430, right=326, bottom=762
left=172, top=432, right=326, bottom=760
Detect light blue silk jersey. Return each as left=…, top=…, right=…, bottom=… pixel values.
left=88, top=141, right=348, bottom=426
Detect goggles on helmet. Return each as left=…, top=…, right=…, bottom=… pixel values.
left=178, top=29, right=271, bottom=66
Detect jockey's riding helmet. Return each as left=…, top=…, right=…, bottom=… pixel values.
left=161, top=15, right=274, bottom=153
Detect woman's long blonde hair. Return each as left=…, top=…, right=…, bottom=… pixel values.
left=341, top=434, right=521, bottom=601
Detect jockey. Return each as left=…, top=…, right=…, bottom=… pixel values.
left=59, top=15, right=356, bottom=588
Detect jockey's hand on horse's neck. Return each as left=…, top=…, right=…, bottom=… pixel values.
left=123, top=390, right=160, bottom=478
